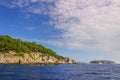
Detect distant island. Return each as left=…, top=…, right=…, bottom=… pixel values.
left=0, top=35, right=77, bottom=65
left=90, top=60, right=115, bottom=64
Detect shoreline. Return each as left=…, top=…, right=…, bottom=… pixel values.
left=0, top=62, right=77, bottom=66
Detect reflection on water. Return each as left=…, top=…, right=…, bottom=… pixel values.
left=0, top=64, right=120, bottom=80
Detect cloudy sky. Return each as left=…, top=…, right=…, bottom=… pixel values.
left=0, top=0, right=120, bottom=63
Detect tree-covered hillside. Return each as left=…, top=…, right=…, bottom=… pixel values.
left=0, top=35, right=63, bottom=59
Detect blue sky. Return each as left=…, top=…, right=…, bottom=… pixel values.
left=0, top=0, right=120, bottom=63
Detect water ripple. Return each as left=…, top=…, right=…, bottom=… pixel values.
left=0, top=64, right=120, bottom=80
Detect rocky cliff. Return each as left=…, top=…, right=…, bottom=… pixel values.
left=0, top=51, right=77, bottom=65
left=0, top=35, right=77, bottom=65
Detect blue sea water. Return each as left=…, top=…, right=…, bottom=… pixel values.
left=0, top=64, right=120, bottom=80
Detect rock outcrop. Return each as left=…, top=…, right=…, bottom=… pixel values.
left=64, top=57, right=77, bottom=64
left=0, top=51, right=77, bottom=65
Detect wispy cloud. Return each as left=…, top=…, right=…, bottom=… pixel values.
left=3, top=0, right=56, bottom=14
left=26, top=27, right=36, bottom=31
left=50, top=0, right=120, bottom=62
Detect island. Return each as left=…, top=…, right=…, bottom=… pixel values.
left=0, top=35, right=77, bottom=65
left=90, top=60, right=115, bottom=64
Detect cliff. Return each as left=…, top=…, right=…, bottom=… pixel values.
left=0, top=51, right=77, bottom=65
left=0, top=35, right=77, bottom=65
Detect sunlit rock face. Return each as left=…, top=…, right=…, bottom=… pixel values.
left=0, top=52, right=77, bottom=65
left=90, top=60, right=115, bottom=64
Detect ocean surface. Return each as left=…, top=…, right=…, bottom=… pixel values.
left=0, top=64, right=120, bottom=80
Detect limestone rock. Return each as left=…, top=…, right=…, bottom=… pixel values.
left=0, top=52, right=77, bottom=65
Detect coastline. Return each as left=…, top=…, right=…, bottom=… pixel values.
left=0, top=51, right=77, bottom=66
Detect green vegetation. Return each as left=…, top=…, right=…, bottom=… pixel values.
left=14, top=52, right=24, bottom=57
left=0, top=35, right=64, bottom=59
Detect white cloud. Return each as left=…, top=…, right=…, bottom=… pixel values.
left=49, top=0, right=120, bottom=63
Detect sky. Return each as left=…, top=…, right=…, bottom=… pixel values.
left=0, top=0, right=120, bottom=63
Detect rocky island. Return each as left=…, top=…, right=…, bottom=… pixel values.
left=90, top=60, right=115, bottom=64
left=0, top=35, right=77, bottom=65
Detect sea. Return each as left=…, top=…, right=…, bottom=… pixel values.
left=0, top=64, right=120, bottom=80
